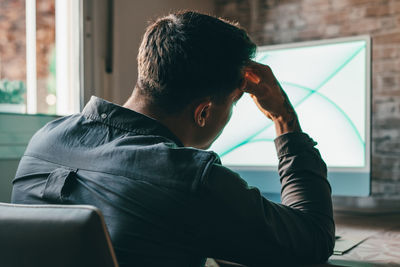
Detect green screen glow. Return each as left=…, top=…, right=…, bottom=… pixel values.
left=211, top=40, right=367, bottom=168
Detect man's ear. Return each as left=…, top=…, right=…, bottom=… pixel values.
left=194, top=100, right=212, bottom=127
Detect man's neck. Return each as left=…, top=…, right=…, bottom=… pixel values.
left=123, top=89, right=193, bottom=147
left=123, top=90, right=156, bottom=119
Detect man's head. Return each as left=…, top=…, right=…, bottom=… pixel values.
left=132, top=11, right=256, bottom=149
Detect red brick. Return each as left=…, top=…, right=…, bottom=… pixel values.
left=373, top=46, right=400, bottom=60
left=366, top=5, right=390, bottom=17
left=374, top=32, right=400, bottom=44
left=298, top=29, right=321, bottom=39
left=341, top=18, right=381, bottom=34
left=350, top=0, right=385, bottom=5
left=347, top=7, right=367, bottom=20
left=374, top=73, right=400, bottom=92
left=389, top=1, right=400, bottom=14
left=324, top=11, right=348, bottom=24
left=301, top=0, right=331, bottom=12
left=379, top=17, right=397, bottom=30
left=373, top=59, right=400, bottom=73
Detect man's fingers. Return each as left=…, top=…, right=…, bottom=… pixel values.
left=245, top=71, right=260, bottom=84
left=242, top=60, right=283, bottom=99
left=245, top=60, right=271, bottom=80
left=242, top=72, right=261, bottom=95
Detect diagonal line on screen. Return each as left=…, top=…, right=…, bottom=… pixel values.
left=282, top=82, right=365, bottom=145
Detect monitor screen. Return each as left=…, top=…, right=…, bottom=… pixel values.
left=210, top=36, right=371, bottom=198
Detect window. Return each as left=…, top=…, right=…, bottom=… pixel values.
left=0, top=0, right=82, bottom=160
left=0, top=0, right=81, bottom=116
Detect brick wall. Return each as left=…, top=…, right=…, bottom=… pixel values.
left=216, top=0, right=400, bottom=201
left=0, top=0, right=26, bottom=81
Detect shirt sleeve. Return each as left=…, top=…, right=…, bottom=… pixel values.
left=199, top=132, right=335, bottom=266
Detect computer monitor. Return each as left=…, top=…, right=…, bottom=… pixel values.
left=211, top=35, right=371, bottom=201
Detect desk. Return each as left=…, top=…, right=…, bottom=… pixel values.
left=209, top=212, right=400, bottom=267
left=325, top=211, right=400, bottom=266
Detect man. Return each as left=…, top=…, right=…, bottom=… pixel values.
left=12, top=11, right=335, bottom=267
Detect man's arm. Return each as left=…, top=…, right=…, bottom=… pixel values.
left=242, top=61, right=301, bottom=136
left=197, top=63, right=334, bottom=265
left=200, top=133, right=334, bottom=266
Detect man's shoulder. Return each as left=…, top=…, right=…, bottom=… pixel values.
left=22, top=113, right=225, bottom=191
left=201, top=162, right=250, bottom=190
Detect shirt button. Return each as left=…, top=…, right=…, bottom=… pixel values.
left=101, top=113, right=107, bottom=119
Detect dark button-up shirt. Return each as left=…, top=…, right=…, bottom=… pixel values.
left=12, top=96, right=334, bottom=267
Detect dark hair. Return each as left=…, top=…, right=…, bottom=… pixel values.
left=136, top=11, right=256, bottom=113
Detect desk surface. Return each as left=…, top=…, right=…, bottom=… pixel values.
left=325, top=211, right=400, bottom=266
left=209, top=212, right=400, bottom=267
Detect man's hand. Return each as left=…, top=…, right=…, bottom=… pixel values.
left=242, top=61, right=301, bottom=136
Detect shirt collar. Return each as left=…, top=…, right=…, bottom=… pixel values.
left=82, top=96, right=184, bottom=147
